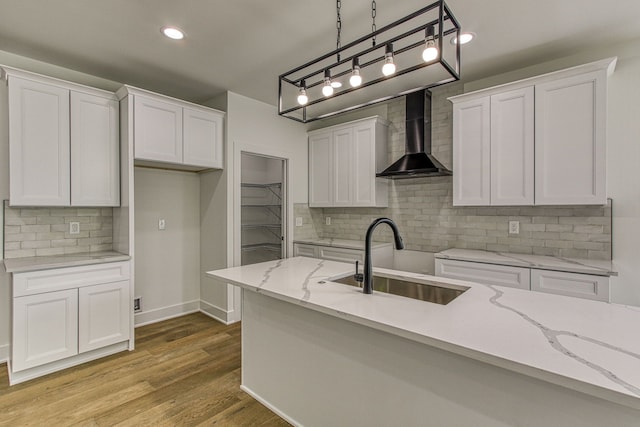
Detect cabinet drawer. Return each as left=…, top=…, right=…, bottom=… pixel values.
left=531, top=269, right=609, bottom=302
left=435, top=259, right=530, bottom=290
left=318, top=247, right=363, bottom=263
left=13, top=261, right=130, bottom=297
left=294, top=244, right=319, bottom=258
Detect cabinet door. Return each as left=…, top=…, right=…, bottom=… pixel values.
left=352, top=123, right=376, bottom=206
left=70, top=92, right=120, bottom=206
left=183, top=107, right=223, bottom=168
left=531, top=269, right=609, bottom=301
left=8, top=77, right=70, bottom=206
left=133, top=94, right=183, bottom=163
left=333, top=127, right=354, bottom=206
left=535, top=71, right=607, bottom=205
left=293, top=243, right=319, bottom=258
left=435, top=259, right=530, bottom=290
left=12, top=289, right=78, bottom=371
left=78, top=280, right=130, bottom=353
left=452, top=97, right=491, bottom=206
left=309, top=131, right=333, bottom=207
left=490, top=87, right=534, bottom=205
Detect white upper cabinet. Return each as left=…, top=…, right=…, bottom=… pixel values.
left=450, top=57, right=615, bottom=206
left=535, top=71, right=606, bottom=205
left=71, top=91, right=120, bottom=206
left=4, top=68, right=120, bottom=207
left=308, top=131, right=333, bottom=207
left=8, top=76, right=71, bottom=206
left=183, top=107, right=224, bottom=169
left=308, top=116, right=388, bottom=208
left=118, top=85, right=225, bottom=171
left=133, top=94, right=183, bottom=164
left=452, top=97, right=490, bottom=206
left=490, top=86, right=534, bottom=205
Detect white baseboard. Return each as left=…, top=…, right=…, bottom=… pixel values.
left=0, top=343, right=9, bottom=364
left=199, top=300, right=239, bottom=325
left=240, top=385, right=300, bottom=427
left=134, top=299, right=200, bottom=327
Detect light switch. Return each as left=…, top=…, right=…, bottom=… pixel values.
left=295, top=217, right=303, bottom=227
left=326, top=217, right=331, bottom=225
left=158, top=219, right=166, bottom=230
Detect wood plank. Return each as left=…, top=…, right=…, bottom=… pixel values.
left=0, top=313, right=290, bottom=426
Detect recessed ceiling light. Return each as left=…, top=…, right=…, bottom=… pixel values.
left=161, top=26, right=185, bottom=40
left=331, top=81, right=343, bottom=89
left=451, top=32, right=475, bottom=45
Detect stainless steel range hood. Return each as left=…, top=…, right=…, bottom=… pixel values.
left=376, top=90, right=452, bottom=179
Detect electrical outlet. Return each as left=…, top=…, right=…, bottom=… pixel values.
left=158, top=219, right=166, bottom=230
left=69, top=222, right=80, bottom=235
left=326, top=217, right=331, bottom=225
left=509, top=220, right=520, bottom=234
left=295, top=217, right=303, bottom=227
left=133, top=297, right=142, bottom=313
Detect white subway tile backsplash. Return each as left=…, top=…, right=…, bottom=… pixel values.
left=3, top=201, right=113, bottom=259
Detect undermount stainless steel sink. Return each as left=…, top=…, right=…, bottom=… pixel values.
left=332, top=274, right=468, bottom=305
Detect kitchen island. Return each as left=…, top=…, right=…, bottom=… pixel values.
left=207, top=257, right=640, bottom=426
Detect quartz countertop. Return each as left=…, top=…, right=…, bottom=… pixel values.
left=3, top=251, right=131, bottom=273
left=207, top=257, right=640, bottom=410
left=293, top=238, right=392, bottom=250
left=435, top=248, right=616, bottom=276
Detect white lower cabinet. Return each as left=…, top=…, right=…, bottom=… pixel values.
left=12, top=289, right=79, bottom=372
left=435, top=259, right=530, bottom=290
left=10, top=262, right=131, bottom=384
left=293, top=242, right=393, bottom=269
left=78, top=281, right=130, bottom=353
left=435, top=258, right=610, bottom=301
left=531, top=269, right=609, bottom=302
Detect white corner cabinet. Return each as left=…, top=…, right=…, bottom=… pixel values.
left=450, top=57, right=616, bottom=206
left=308, top=116, right=389, bottom=207
left=435, top=258, right=609, bottom=302
left=117, top=85, right=224, bottom=171
left=9, top=261, right=132, bottom=384
left=293, top=241, right=393, bottom=269
left=2, top=67, right=120, bottom=207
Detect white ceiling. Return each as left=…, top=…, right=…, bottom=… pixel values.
left=1, top=0, right=640, bottom=106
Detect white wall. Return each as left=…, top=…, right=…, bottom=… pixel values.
left=133, top=167, right=201, bottom=325
left=463, top=39, right=640, bottom=306
left=200, top=92, right=307, bottom=323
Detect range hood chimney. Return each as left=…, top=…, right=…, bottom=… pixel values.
left=376, top=90, right=452, bottom=179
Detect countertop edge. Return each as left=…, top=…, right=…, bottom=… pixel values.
left=3, top=253, right=131, bottom=273
left=293, top=239, right=392, bottom=250
left=435, top=251, right=617, bottom=277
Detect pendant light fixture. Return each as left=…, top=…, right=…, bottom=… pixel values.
left=381, top=44, right=396, bottom=76
left=278, top=0, right=461, bottom=123
left=349, top=58, right=362, bottom=87
left=422, top=25, right=439, bottom=62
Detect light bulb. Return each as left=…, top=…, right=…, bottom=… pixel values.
left=382, top=44, right=396, bottom=77
left=322, top=69, right=334, bottom=97
left=322, top=80, right=334, bottom=97
left=297, top=90, right=308, bottom=106
left=382, top=58, right=396, bottom=76
left=422, top=26, right=438, bottom=62
left=422, top=40, right=438, bottom=62
left=350, top=58, right=362, bottom=87
left=350, top=70, right=362, bottom=87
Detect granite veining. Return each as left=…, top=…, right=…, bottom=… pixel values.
left=435, top=248, right=616, bottom=276
left=3, top=251, right=130, bottom=273
left=207, top=257, right=640, bottom=409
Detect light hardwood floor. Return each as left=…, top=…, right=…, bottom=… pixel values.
left=0, top=313, right=290, bottom=426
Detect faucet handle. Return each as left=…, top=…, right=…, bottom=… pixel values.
left=354, top=261, right=364, bottom=284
